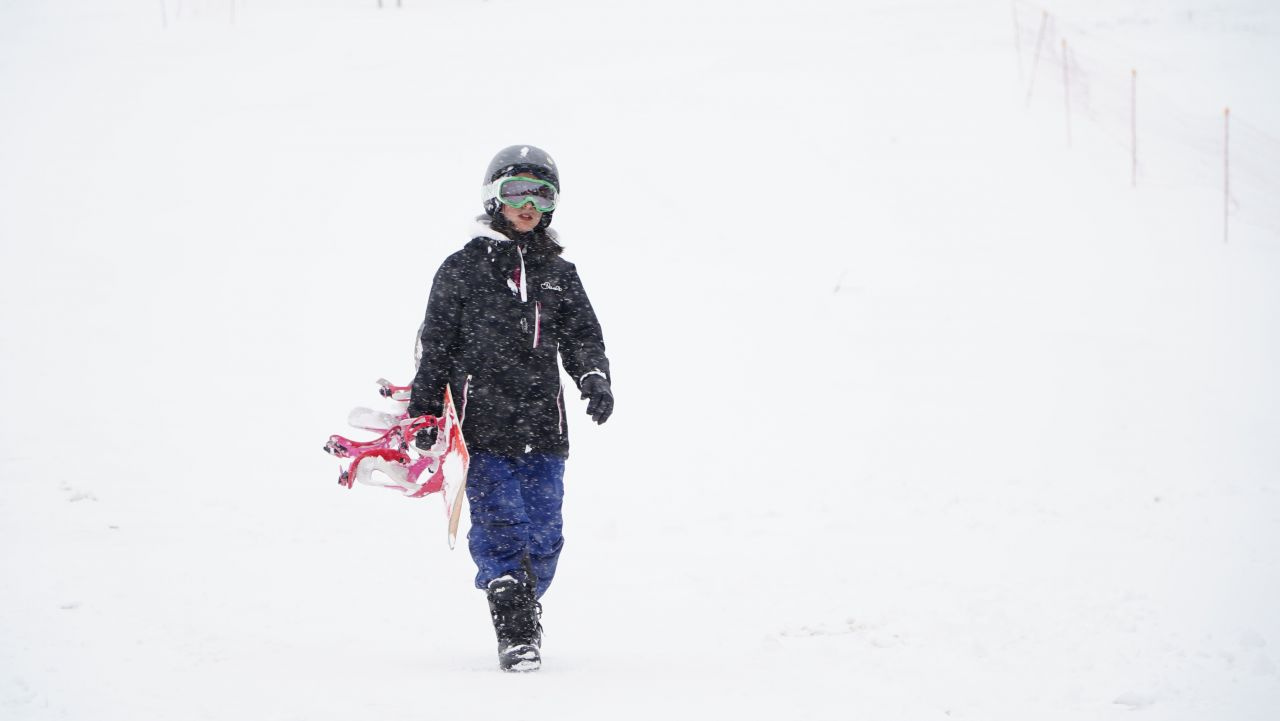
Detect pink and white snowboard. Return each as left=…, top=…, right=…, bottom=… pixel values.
left=323, top=381, right=470, bottom=548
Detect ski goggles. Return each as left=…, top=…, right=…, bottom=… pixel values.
left=481, top=176, right=559, bottom=212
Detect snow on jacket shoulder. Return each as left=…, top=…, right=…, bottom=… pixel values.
left=408, top=222, right=610, bottom=458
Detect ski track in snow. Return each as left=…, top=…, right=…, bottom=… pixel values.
left=2, top=1, right=1279, bottom=720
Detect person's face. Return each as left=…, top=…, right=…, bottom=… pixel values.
left=499, top=173, right=544, bottom=233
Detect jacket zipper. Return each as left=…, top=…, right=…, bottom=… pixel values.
left=533, top=301, right=541, bottom=348
left=460, top=374, right=471, bottom=426
left=556, top=381, right=564, bottom=436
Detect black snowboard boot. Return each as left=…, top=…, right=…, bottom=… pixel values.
left=486, top=575, right=542, bottom=672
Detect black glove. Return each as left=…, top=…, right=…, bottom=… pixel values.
left=413, top=425, right=439, bottom=451
left=580, top=374, right=614, bottom=425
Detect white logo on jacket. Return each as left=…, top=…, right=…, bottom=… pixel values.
left=541, top=281, right=563, bottom=292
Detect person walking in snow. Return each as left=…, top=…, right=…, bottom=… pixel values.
left=407, top=145, right=613, bottom=672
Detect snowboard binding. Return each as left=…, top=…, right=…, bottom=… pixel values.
left=323, top=380, right=471, bottom=547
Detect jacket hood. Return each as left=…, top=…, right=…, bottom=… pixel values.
left=469, top=216, right=563, bottom=258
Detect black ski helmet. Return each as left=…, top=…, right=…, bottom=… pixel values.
left=482, top=145, right=560, bottom=223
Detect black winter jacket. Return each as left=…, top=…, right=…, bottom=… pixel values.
left=408, top=221, right=610, bottom=458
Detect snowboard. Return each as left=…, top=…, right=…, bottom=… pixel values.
left=323, top=381, right=470, bottom=548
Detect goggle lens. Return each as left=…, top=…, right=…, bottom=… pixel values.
left=496, top=177, right=558, bottom=211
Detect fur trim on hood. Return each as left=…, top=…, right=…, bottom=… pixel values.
left=470, top=216, right=563, bottom=256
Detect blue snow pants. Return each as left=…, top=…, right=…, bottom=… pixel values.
left=465, top=452, right=565, bottom=599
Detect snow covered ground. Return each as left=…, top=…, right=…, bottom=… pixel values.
left=2, top=1, right=1278, bottom=719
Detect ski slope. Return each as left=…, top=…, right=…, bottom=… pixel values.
left=2, top=1, right=1278, bottom=719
